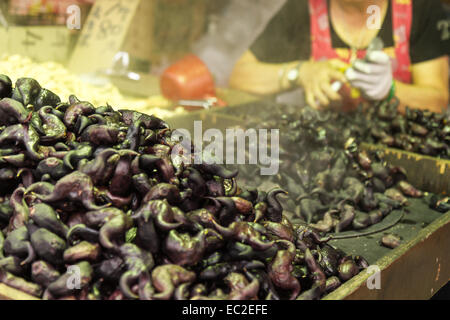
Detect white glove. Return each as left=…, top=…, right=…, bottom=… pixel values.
left=345, top=51, right=393, bottom=101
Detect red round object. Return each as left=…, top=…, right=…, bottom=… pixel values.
left=160, top=54, right=216, bottom=101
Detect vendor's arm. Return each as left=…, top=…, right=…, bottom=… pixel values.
left=391, top=0, right=449, bottom=113
left=229, top=0, right=346, bottom=107
left=395, top=56, right=449, bottom=113
left=229, top=50, right=299, bottom=95
left=228, top=0, right=303, bottom=96
left=230, top=51, right=347, bottom=109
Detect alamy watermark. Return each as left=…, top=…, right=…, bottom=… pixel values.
left=366, top=265, right=381, bottom=290
left=66, top=265, right=81, bottom=290
left=366, top=5, right=382, bottom=30
left=67, top=5, right=81, bottom=30
left=171, top=121, right=280, bottom=176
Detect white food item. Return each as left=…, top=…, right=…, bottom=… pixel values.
left=0, top=54, right=185, bottom=119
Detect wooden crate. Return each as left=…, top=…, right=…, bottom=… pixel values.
left=362, top=143, right=450, bottom=196
left=168, top=112, right=450, bottom=300
left=319, top=144, right=450, bottom=300
left=324, top=212, right=450, bottom=300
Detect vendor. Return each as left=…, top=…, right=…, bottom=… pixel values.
left=229, top=0, right=449, bottom=113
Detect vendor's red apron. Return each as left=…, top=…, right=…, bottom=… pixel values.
left=308, top=0, right=413, bottom=110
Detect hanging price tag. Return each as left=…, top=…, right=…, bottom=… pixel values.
left=68, top=0, right=140, bottom=74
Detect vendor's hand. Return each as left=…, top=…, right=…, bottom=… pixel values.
left=298, top=60, right=348, bottom=109
left=345, top=51, right=393, bottom=101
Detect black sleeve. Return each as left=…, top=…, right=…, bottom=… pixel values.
left=410, top=0, right=449, bottom=64
left=250, top=0, right=311, bottom=63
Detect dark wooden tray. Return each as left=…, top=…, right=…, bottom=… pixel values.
left=167, top=110, right=450, bottom=300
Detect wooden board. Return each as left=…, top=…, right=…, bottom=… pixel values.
left=362, top=143, right=450, bottom=196
left=0, top=26, right=71, bottom=64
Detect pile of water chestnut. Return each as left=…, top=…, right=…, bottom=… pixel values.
left=361, top=98, right=450, bottom=159
left=0, top=74, right=370, bottom=300
left=234, top=104, right=432, bottom=234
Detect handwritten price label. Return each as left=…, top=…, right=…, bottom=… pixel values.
left=69, top=0, right=140, bottom=74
